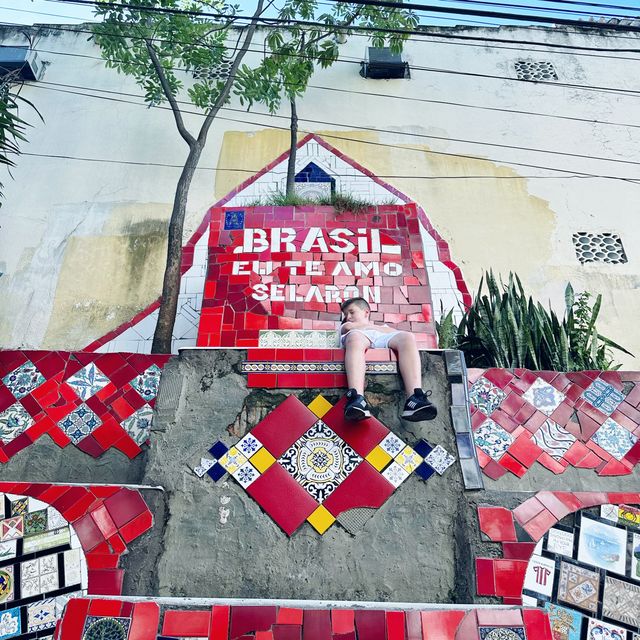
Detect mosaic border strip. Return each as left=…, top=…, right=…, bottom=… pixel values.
left=241, top=362, right=398, bottom=374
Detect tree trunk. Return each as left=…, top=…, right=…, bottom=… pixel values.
left=285, top=97, right=298, bottom=199
left=151, top=143, right=202, bottom=353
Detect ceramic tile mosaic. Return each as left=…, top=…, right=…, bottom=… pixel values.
left=2, top=360, right=45, bottom=399
left=469, top=377, right=507, bottom=416
left=543, top=603, right=583, bottom=640
left=0, top=483, right=154, bottom=638
left=523, top=554, right=556, bottom=597
left=577, top=515, right=627, bottom=575
left=0, top=608, right=20, bottom=639
left=0, top=351, right=171, bottom=462
left=469, top=369, right=640, bottom=480
left=546, top=528, right=574, bottom=557
left=586, top=618, right=627, bottom=640
left=258, top=330, right=339, bottom=348
left=478, top=629, right=526, bottom=640
left=65, top=363, right=110, bottom=401
left=200, top=394, right=455, bottom=535
left=88, top=134, right=469, bottom=353
left=592, top=418, right=638, bottom=460
left=602, top=576, right=640, bottom=626
left=557, top=561, right=601, bottom=613
left=532, top=420, right=576, bottom=460
left=83, top=616, right=132, bottom=639
left=473, top=419, right=513, bottom=461
left=582, top=379, right=625, bottom=416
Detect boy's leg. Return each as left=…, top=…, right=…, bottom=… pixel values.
left=387, top=332, right=422, bottom=396
left=343, top=331, right=370, bottom=395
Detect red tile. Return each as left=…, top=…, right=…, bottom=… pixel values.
left=420, top=611, right=466, bottom=640
left=500, top=393, right=526, bottom=417
left=501, top=542, right=537, bottom=560
left=104, top=489, right=148, bottom=527
left=304, top=610, right=332, bottom=640
left=563, top=440, right=591, bottom=465
left=536, top=452, right=569, bottom=474
left=163, top=610, right=211, bottom=635
left=549, top=402, right=574, bottom=426
left=386, top=612, right=404, bottom=640
left=323, top=462, right=395, bottom=517
left=576, top=411, right=601, bottom=440
left=278, top=608, right=303, bottom=625
left=597, top=458, right=633, bottom=476
left=73, top=513, right=106, bottom=551
left=88, top=568, right=124, bottom=595
left=513, top=497, right=545, bottom=525
left=477, top=506, right=517, bottom=542
left=506, top=434, right=543, bottom=468
left=246, top=465, right=318, bottom=535
left=322, top=398, right=389, bottom=457
left=332, top=610, right=354, bottom=634
left=119, top=511, right=153, bottom=543
left=76, top=435, right=105, bottom=459
left=475, top=558, right=495, bottom=595
left=129, top=602, right=160, bottom=640
left=476, top=609, right=523, bottom=626
left=574, top=451, right=604, bottom=469
left=523, top=508, right=557, bottom=541
left=499, top=453, right=528, bottom=478
left=535, top=491, right=572, bottom=519
left=482, top=460, right=507, bottom=480
left=355, top=610, right=385, bottom=640
left=273, top=625, right=302, bottom=640
left=405, top=612, right=422, bottom=640
left=624, top=440, right=640, bottom=465
left=493, top=559, right=527, bottom=597
left=251, top=396, right=319, bottom=458
left=59, top=597, right=91, bottom=640
left=230, top=607, right=278, bottom=640
left=88, top=598, right=122, bottom=616
left=210, top=605, right=231, bottom=640
left=551, top=492, right=584, bottom=513
left=522, top=609, right=553, bottom=640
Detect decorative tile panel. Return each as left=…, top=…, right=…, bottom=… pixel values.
left=0, top=351, right=171, bottom=462
left=469, top=369, right=640, bottom=480
left=199, top=394, right=455, bottom=535
left=602, top=576, right=640, bottom=626
left=478, top=629, right=525, bottom=640
left=473, top=419, right=513, bottom=461
left=469, top=377, right=506, bottom=416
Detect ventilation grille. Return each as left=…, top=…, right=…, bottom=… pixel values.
left=515, top=60, right=558, bottom=81
left=572, top=232, right=627, bottom=264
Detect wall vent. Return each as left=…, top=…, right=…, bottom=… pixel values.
left=360, top=47, right=409, bottom=79
left=514, top=60, right=558, bottom=82
left=0, top=47, right=43, bottom=81
left=572, top=232, right=628, bottom=264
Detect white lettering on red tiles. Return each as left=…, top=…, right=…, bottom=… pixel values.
left=524, top=554, right=556, bottom=597
left=235, top=228, right=402, bottom=303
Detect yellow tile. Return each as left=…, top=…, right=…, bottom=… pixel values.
left=365, top=445, right=392, bottom=472
left=396, top=445, right=423, bottom=473
left=307, top=394, right=333, bottom=418
left=307, top=505, right=336, bottom=534
left=249, top=447, right=276, bottom=473
left=218, top=447, right=247, bottom=473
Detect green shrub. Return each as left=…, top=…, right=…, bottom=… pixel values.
left=438, top=271, right=631, bottom=371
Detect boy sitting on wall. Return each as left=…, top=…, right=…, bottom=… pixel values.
left=340, top=297, right=437, bottom=422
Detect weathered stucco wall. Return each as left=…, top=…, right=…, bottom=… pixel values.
left=0, top=24, right=638, bottom=364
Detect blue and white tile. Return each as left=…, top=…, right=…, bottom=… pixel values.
left=0, top=403, right=33, bottom=443
left=582, top=379, right=624, bottom=416
left=219, top=447, right=248, bottom=474
left=395, top=446, right=423, bottom=473
left=424, top=445, right=456, bottom=475
left=232, top=461, right=260, bottom=488
left=473, top=418, right=513, bottom=461
left=469, top=376, right=506, bottom=416
left=478, top=627, right=525, bottom=640
left=27, top=598, right=57, bottom=631
left=120, top=403, right=154, bottom=446
left=592, top=418, right=638, bottom=460
left=236, top=433, right=264, bottom=458
left=130, top=364, right=162, bottom=401
left=65, top=363, right=109, bottom=401
left=0, top=607, right=21, bottom=639
left=193, top=457, right=216, bottom=477
left=378, top=432, right=406, bottom=457
left=57, top=404, right=102, bottom=444
left=2, top=361, right=45, bottom=400
left=522, top=377, right=566, bottom=416
left=532, top=419, right=576, bottom=460
left=382, top=461, right=410, bottom=488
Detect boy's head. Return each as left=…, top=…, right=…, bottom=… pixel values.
left=341, top=297, right=370, bottom=322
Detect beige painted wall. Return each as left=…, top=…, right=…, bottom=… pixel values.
left=0, top=24, right=638, bottom=365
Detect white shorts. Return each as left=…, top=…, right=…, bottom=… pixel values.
left=341, top=329, right=401, bottom=349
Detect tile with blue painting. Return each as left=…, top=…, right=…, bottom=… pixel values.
left=224, top=210, right=245, bottom=230
left=591, top=417, right=638, bottom=460
left=522, top=377, right=565, bottom=416
left=581, top=379, right=624, bottom=416
left=2, top=361, right=45, bottom=400
left=130, top=364, right=162, bottom=400
left=57, top=404, right=102, bottom=444
left=0, top=403, right=34, bottom=443
left=473, top=419, right=513, bottom=461
left=468, top=377, right=506, bottom=416
left=65, top=363, right=110, bottom=401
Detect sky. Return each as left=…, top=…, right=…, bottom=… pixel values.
left=0, top=0, right=638, bottom=29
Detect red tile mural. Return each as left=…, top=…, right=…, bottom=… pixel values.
left=53, top=599, right=553, bottom=640
left=468, top=369, right=640, bottom=479
left=197, top=203, right=438, bottom=349
left=0, top=351, right=171, bottom=462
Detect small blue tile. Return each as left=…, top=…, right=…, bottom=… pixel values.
left=456, top=433, right=475, bottom=458
left=224, top=210, right=245, bottom=230
left=413, top=439, right=433, bottom=458
left=207, top=463, right=226, bottom=482
left=414, top=462, right=435, bottom=480
left=209, top=441, right=229, bottom=458
left=295, top=162, right=333, bottom=183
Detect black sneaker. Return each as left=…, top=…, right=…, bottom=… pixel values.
left=401, top=389, right=437, bottom=421
left=344, top=388, right=372, bottom=421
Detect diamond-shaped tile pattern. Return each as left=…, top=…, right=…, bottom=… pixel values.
left=469, top=377, right=507, bottom=416
left=0, top=351, right=171, bottom=462
left=468, top=369, right=640, bottom=480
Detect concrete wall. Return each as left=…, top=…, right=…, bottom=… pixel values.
left=0, top=24, right=639, bottom=364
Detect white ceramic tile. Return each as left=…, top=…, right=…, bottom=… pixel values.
left=382, top=461, right=410, bottom=488
left=523, top=554, right=556, bottom=597
left=547, top=528, right=575, bottom=557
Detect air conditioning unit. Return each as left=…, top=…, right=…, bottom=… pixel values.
left=0, top=47, right=43, bottom=81
left=360, top=47, right=409, bottom=80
